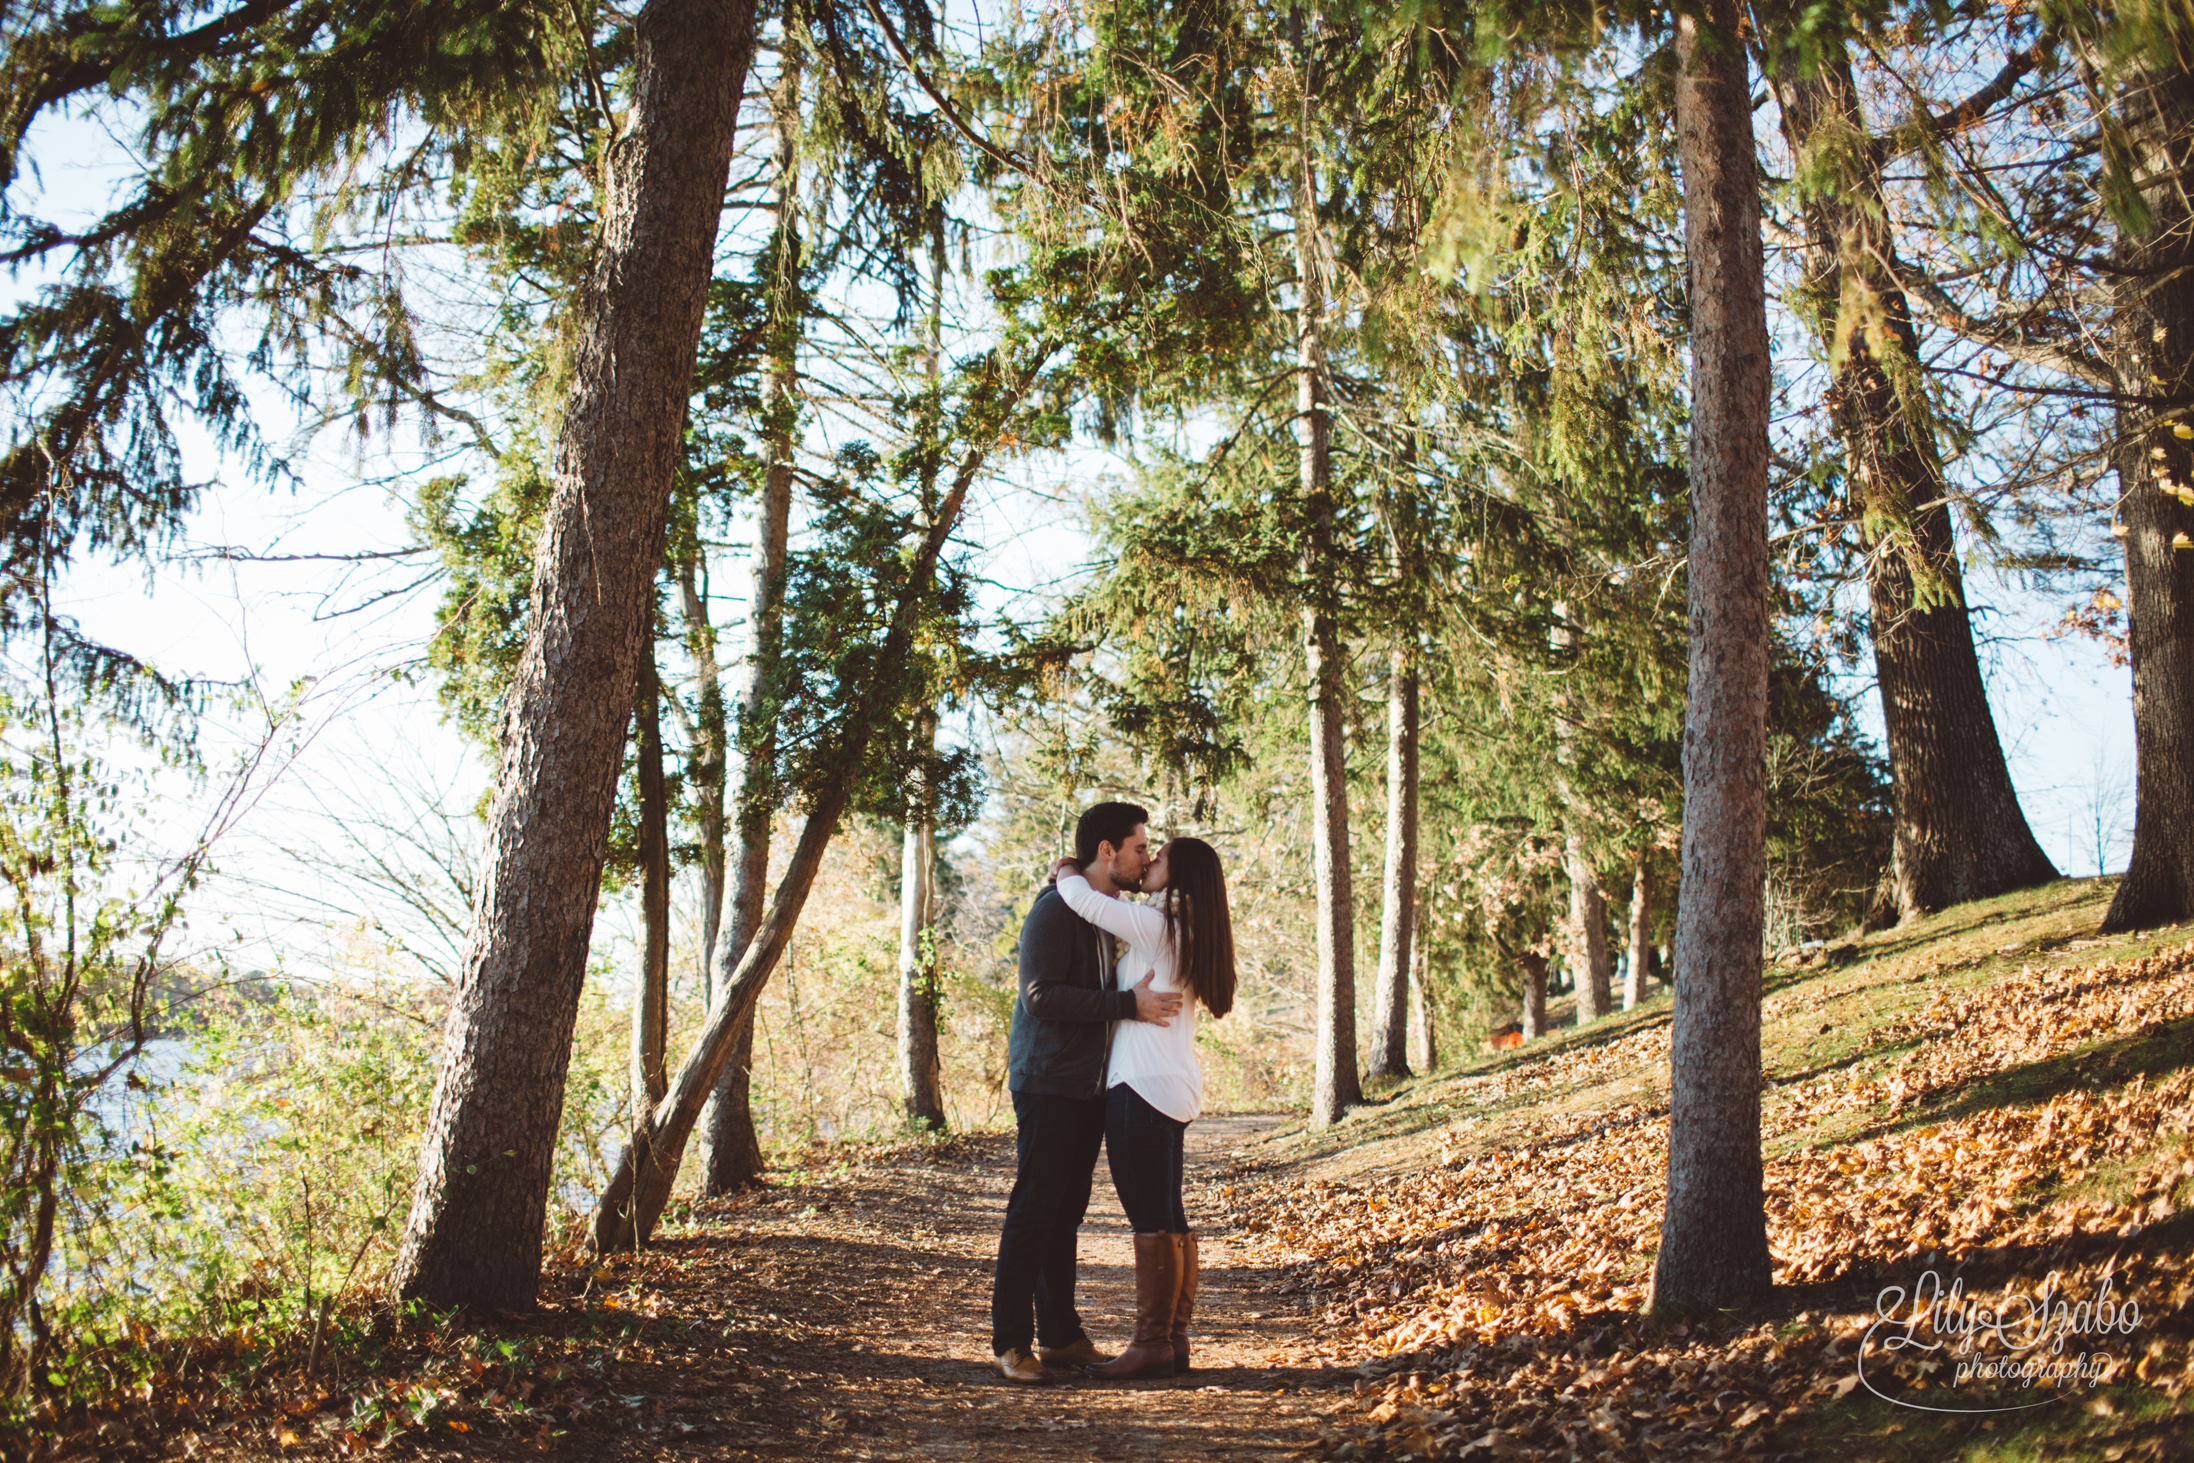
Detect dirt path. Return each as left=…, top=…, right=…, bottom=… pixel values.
left=514, top=1113, right=1350, bottom=1462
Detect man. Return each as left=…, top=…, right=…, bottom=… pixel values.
left=991, top=800, right=1181, bottom=1382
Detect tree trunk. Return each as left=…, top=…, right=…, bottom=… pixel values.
left=389, top=0, right=756, bottom=1313
left=897, top=747, right=947, bottom=1128
left=895, top=238, right=949, bottom=1130
left=1652, top=0, right=1773, bottom=1316
left=677, top=552, right=726, bottom=986
left=2104, top=60, right=2194, bottom=934
left=1771, top=39, right=2056, bottom=925
left=1550, top=603, right=1611, bottom=1021
left=1565, top=830, right=1612, bottom=1024
left=631, top=632, right=671, bottom=1117
left=592, top=344, right=1056, bottom=1251
left=697, top=46, right=803, bottom=1194
left=1624, top=844, right=1653, bottom=1011
left=1409, top=935, right=1437, bottom=1072
left=1297, top=118, right=1359, bottom=1129
left=1367, top=647, right=1418, bottom=1082
left=1517, top=951, right=1547, bottom=1040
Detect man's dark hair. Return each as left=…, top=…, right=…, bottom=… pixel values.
left=1074, top=801, right=1149, bottom=866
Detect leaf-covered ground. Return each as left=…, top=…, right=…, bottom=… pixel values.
left=38, top=877, right=2194, bottom=1463
left=54, top=1114, right=1358, bottom=1461
left=1222, top=879, right=2193, bottom=1463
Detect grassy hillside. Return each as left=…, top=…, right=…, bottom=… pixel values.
left=1217, top=877, right=2191, bottom=1462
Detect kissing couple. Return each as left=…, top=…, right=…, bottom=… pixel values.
left=989, top=800, right=1239, bottom=1383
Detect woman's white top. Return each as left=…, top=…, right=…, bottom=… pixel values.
left=1055, top=871, right=1202, bottom=1123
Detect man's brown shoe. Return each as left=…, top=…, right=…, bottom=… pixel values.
left=1036, top=1336, right=1113, bottom=1368
left=995, top=1347, right=1048, bottom=1383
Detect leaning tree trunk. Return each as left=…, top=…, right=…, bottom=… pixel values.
left=1652, top=0, right=1773, bottom=1316
left=631, top=633, right=672, bottom=1118
left=389, top=0, right=756, bottom=1313
left=1773, top=40, right=2056, bottom=925
left=1367, top=647, right=1419, bottom=1082
left=591, top=344, right=1056, bottom=1252
left=2104, top=60, right=2194, bottom=934
left=697, top=45, right=804, bottom=1194
left=1624, top=844, right=1653, bottom=1011
left=1297, top=124, right=1359, bottom=1130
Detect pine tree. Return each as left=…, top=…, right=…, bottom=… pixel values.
left=1651, top=0, right=1773, bottom=1314
left=392, top=0, right=762, bottom=1312
left=1761, top=20, right=2057, bottom=926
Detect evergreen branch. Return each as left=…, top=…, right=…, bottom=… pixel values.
left=1885, top=255, right=2113, bottom=387
left=0, top=0, right=303, bottom=191
left=855, top=0, right=1035, bottom=183
left=1868, top=38, right=2052, bottom=164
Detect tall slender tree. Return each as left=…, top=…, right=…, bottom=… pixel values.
left=695, top=40, right=806, bottom=1194
left=897, top=712, right=947, bottom=1128
left=896, top=231, right=951, bottom=1131
left=1367, top=645, right=1419, bottom=1081
left=1651, top=0, right=1773, bottom=1314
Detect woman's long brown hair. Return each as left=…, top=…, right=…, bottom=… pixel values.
left=1159, top=838, right=1236, bottom=1018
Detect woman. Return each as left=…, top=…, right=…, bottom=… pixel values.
left=1050, top=837, right=1236, bottom=1380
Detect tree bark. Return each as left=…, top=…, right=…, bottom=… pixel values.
left=1624, top=844, right=1653, bottom=1011
left=591, top=344, right=1055, bottom=1251
left=1565, top=830, right=1612, bottom=1023
left=1517, top=951, right=1547, bottom=1040
left=697, top=45, right=803, bottom=1194
left=2104, top=59, right=2194, bottom=934
left=1409, top=935, right=1437, bottom=1072
left=1297, top=123, right=1359, bottom=1129
left=896, top=237, right=949, bottom=1130
left=677, top=553, right=726, bottom=987
left=1489, top=929, right=1547, bottom=1041
left=1367, top=647, right=1418, bottom=1082
left=897, top=730, right=947, bottom=1128
left=389, top=0, right=756, bottom=1313
left=1652, top=0, right=1773, bottom=1316
left=1770, top=39, right=2056, bottom=925
left=631, top=632, right=671, bottom=1116
left=1549, top=603, right=1611, bottom=1021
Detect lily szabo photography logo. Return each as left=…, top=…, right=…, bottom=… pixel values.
left=1857, top=1268, right=2141, bottom=1413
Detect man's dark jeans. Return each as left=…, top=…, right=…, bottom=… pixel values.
left=1104, top=1081, right=1188, bottom=1232
left=990, top=1089, right=1108, bottom=1356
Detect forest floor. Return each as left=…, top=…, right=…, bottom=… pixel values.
left=55, top=875, right=2194, bottom=1463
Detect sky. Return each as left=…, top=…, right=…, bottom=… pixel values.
left=5, top=24, right=2140, bottom=1001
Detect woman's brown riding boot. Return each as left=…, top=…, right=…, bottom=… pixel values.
left=1170, top=1231, right=1198, bottom=1372
left=1086, top=1233, right=1180, bottom=1380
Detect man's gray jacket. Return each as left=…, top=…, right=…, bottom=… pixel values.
left=1006, top=883, right=1140, bottom=1097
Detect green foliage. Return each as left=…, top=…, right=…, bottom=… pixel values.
left=12, top=967, right=633, bottom=1422
left=80, top=983, right=437, bottom=1344
left=0, top=0, right=591, bottom=630
left=0, top=631, right=214, bottom=1395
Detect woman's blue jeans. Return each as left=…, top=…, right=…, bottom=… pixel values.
left=1104, top=1082, right=1188, bottom=1233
